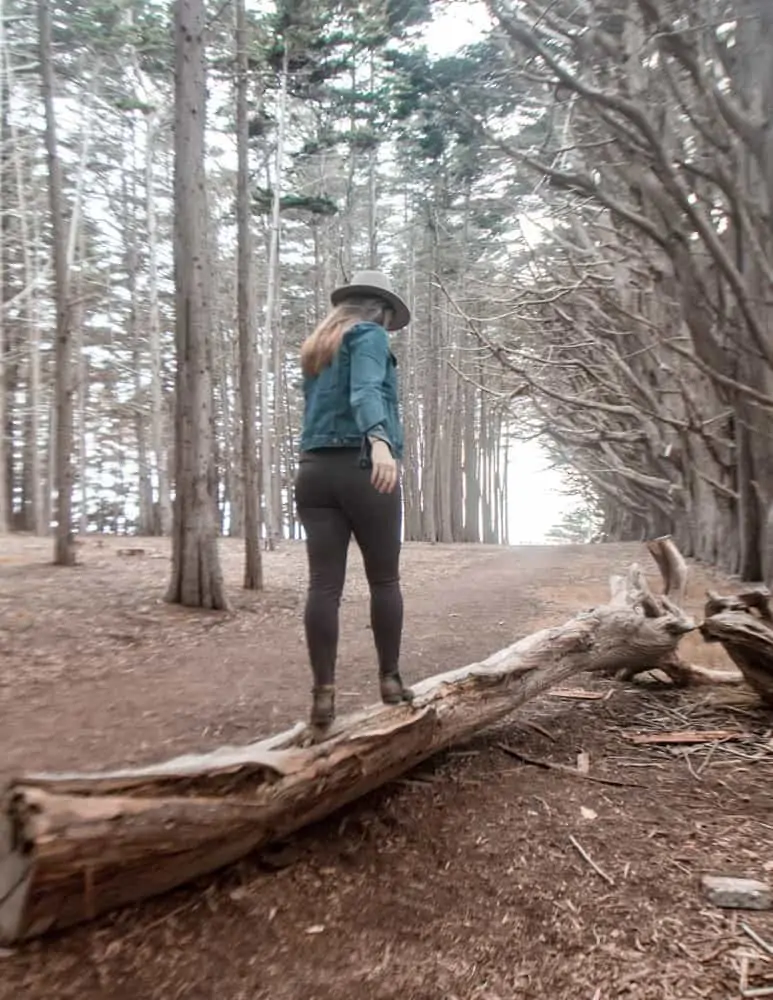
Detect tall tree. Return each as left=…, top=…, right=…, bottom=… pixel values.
left=38, top=0, right=74, bottom=565
left=165, top=0, right=227, bottom=609
left=235, top=0, right=262, bottom=589
left=0, top=0, right=8, bottom=535
left=145, top=111, right=172, bottom=536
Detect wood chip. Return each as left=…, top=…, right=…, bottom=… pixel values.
left=702, top=876, right=772, bottom=910
left=627, top=729, right=750, bottom=745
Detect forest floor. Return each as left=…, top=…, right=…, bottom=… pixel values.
left=1, top=535, right=773, bottom=1000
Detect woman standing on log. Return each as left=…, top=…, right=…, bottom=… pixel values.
left=295, top=270, right=414, bottom=731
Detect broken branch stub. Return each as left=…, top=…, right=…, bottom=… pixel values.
left=701, top=589, right=773, bottom=706
left=646, top=535, right=688, bottom=607
left=0, top=559, right=694, bottom=944
left=604, top=550, right=695, bottom=684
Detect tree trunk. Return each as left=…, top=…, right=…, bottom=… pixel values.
left=125, top=139, right=153, bottom=535
left=73, top=231, right=88, bottom=536
left=0, top=0, right=18, bottom=536
left=463, top=378, right=479, bottom=543
left=38, top=0, right=74, bottom=565
left=28, top=190, right=45, bottom=535
left=400, top=200, right=422, bottom=540
left=76, top=350, right=88, bottom=535
left=0, top=218, right=7, bottom=535
left=0, top=559, right=694, bottom=944
left=271, top=289, right=284, bottom=542
left=165, top=0, right=227, bottom=610
left=236, top=0, right=262, bottom=588
left=0, top=0, right=8, bottom=535
left=145, top=113, right=172, bottom=536
left=260, top=48, right=288, bottom=550
left=366, top=50, right=378, bottom=268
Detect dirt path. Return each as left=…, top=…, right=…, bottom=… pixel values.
left=1, top=537, right=772, bottom=999
left=0, top=536, right=638, bottom=778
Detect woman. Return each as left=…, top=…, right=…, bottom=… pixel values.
left=295, top=270, right=413, bottom=731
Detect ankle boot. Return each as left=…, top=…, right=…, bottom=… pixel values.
left=380, top=672, right=413, bottom=705
left=310, top=685, right=335, bottom=728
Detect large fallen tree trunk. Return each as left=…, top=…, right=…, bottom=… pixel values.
left=700, top=587, right=773, bottom=706
left=0, top=561, right=695, bottom=944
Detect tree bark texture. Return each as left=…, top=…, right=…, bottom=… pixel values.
left=38, top=0, right=74, bottom=565
left=235, top=0, right=262, bottom=588
left=701, top=586, right=773, bottom=706
left=164, top=0, right=227, bottom=609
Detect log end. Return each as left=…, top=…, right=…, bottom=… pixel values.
left=0, top=798, right=32, bottom=945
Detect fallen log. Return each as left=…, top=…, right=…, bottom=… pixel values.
left=700, top=586, right=773, bottom=706
left=0, top=562, right=695, bottom=944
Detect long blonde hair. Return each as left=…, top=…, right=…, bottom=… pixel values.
left=301, top=296, right=392, bottom=377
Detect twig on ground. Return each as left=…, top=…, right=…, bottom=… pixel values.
left=516, top=720, right=557, bottom=742
left=741, top=923, right=773, bottom=959
left=497, top=743, right=642, bottom=788
left=696, top=740, right=721, bottom=776
left=568, top=835, right=615, bottom=887
left=740, top=952, right=750, bottom=993
left=627, top=730, right=750, bottom=745
left=683, top=750, right=699, bottom=781
left=119, top=900, right=197, bottom=943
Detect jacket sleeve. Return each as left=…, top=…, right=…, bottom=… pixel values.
left=347, top=323, right=390, bottom=440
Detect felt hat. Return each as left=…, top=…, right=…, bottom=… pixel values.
left=330, top=270, right=411, bottom=331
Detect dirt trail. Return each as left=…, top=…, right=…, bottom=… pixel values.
left=1, top=537, right=635, bottom=777
left=1, top=537, right=771, bottom=1000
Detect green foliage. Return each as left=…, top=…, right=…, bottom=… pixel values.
left=546, top=505, right=604, bottom=545
left=252, top=189, right=338, bottom=217
left=50, top=0, right=171, bottom=72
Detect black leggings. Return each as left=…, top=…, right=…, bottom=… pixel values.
left=294, top=448, right=403, bottom=687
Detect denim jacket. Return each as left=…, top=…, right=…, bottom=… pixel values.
left=299, top=322, right=404, bottom=460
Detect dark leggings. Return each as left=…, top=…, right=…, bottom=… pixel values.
left=294, top=448, right=403, bottom=688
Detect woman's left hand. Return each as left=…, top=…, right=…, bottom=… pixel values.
left=370, top=439, right=398, bottom=493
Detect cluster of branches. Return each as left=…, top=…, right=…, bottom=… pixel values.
left=441, top=0, right=773, bottom=580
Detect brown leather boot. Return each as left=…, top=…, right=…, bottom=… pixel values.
left=310, top=685, right=335, bottom=729
left=380, top=672, right=413, bottom=705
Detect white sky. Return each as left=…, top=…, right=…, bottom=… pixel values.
left=423, top=0, right=492, bottom=55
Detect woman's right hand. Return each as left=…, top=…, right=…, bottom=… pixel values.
left=370, top=439, right=398, bottom=494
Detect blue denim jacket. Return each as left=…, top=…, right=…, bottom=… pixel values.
left=299, top=322, right=404, bottom=460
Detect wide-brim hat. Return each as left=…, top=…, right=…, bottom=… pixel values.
left=330, top=270, right=411, bottom=331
